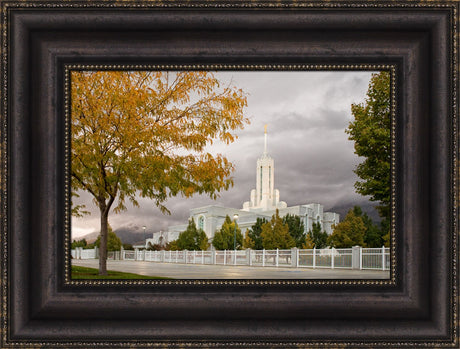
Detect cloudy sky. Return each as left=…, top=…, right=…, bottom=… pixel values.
left=71, top=70, right=378, bottom=239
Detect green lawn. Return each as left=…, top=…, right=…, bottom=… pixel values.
left=71, top=265, right=172, bottom=280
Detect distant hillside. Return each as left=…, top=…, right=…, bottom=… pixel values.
left=75, top=231, right=99, bottom=244
left=113, top=228, right=148, bottom=245
left=75, top=227, right=149, bottom=245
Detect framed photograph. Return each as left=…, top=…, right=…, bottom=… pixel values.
left=1, top=0, right=458, bottom=347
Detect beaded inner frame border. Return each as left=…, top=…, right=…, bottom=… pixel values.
left=63, top=64, right=397, bottom=287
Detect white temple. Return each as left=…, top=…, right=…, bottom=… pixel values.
left=147, top=127, right=340, bottom=246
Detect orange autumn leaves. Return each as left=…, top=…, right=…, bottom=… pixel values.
left=71, top=71, right=249, bottom=216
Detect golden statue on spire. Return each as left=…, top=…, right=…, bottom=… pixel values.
left=264, top=124, right=268, bottom=134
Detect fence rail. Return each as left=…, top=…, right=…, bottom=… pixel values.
left=72, top=246, right=390, bottom=271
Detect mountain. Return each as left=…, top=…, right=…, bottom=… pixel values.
left=75, top=227, right=149, bottom=245
left=113, top=228, right=148, bottom=245
left=74, top=231, right=99, bottom=244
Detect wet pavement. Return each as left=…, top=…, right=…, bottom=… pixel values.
left=73, top=259, right=390, bottom=279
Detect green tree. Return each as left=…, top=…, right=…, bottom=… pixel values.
left=352, top=206, right=383, bottom=247
left=307, top=222, right=328, bottom=249
left=71, top=71, right=248, bottom=275
left=176, top=218, right=209, bottom=251
left=346, top=71, right=391, bottom=227
left=212, top=215, right=243, bottom=250
left=165, top=240, right=179, bottom=251
left=282, top=214, right=306, bottom=248
left=243, top=217, right=267, bottom=249
left=95, top=226, right=122, bottom=251
left=122, top=243, right=133, bottom=250
left=71, top=238, right=87, bottom=249
left=261, top=209, right=296, bottom=250
left=327, top=209, right=366, bottom=248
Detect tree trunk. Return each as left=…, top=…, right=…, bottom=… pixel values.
left=99, top=204, right=109, bottom=276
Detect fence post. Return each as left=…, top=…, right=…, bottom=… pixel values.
left=331, top=248, right=334, bottom=269
left=224, top=250, right=226, bottom=265
left=381, top=246, right=385, bottom=270
left=290, top=247, right=298, bottom=268
left=352, top=246, right=360, bottom=270
left=184, top=250, right=188, bottom=264
left=94, top=246, right=99, bottom=259
left=120, top=247, right=124, bottom=260
left=234, top=250, right=237, bottom=265
left=360, top=247, right=363, bottom=270
left=313, top=247, right=316, bottom=269
left=247, top=248, right=252, bottom=266
left=202, top=250, right=204, bottom=264
left=212, top=247, right=216, bottom=265
left=262, top=249, right=265, bottom=267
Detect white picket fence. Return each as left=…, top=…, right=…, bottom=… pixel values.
left=72, top=246, right=390, bottom=271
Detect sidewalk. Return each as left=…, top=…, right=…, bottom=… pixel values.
left=72, top=259, right=391, bottom=279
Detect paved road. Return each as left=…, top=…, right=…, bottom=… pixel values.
left=73, top=259, right=390, bottom=279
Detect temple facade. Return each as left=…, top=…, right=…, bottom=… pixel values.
left=148, top=127, right=340, bottom=246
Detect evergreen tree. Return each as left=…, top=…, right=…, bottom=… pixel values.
left=212, top=215, right=243, bottom=250
left=282, top=214, right=306, bottom=248
left=327, top=209, right=366, bottom=248
left=122, top=243, right=133, bottom=250
left=243, top=217, right=267, bottom=249
left=352, top=206, right=383, bottom=247
left=308, top=222, right=328, bottom=249
left=261, top=209, right=296, bottom=250
left=176, top=218, right=209, bottom=251
left=95, top=226, right=122, bottom=251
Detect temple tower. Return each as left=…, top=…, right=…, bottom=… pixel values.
left=243, top=126, right=287, bottom=211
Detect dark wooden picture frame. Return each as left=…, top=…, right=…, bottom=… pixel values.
left=1, top=0, right=458, bottom=347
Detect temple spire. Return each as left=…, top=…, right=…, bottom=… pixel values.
left=264, top=124, right=268, bottom=154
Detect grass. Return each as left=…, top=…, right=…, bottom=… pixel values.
left=71, top=265, right=172, bottom=280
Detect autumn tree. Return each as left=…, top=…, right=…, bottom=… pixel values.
left=282, top=214, right=306, bottom=248
left=261, top=209, right=296, bottom=250
left=175, top=218, right=209, bottom=251
left=212, top=215, right=243, bottom=250
left=243, top=217, right=267, bottom=249
left=327, top=209, right=366, bottom=248
left=302, top=233, right=315, bottom=249
left=346, top=71, right=391, bottom=227
left=71, top=71, right=248, bottom=274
